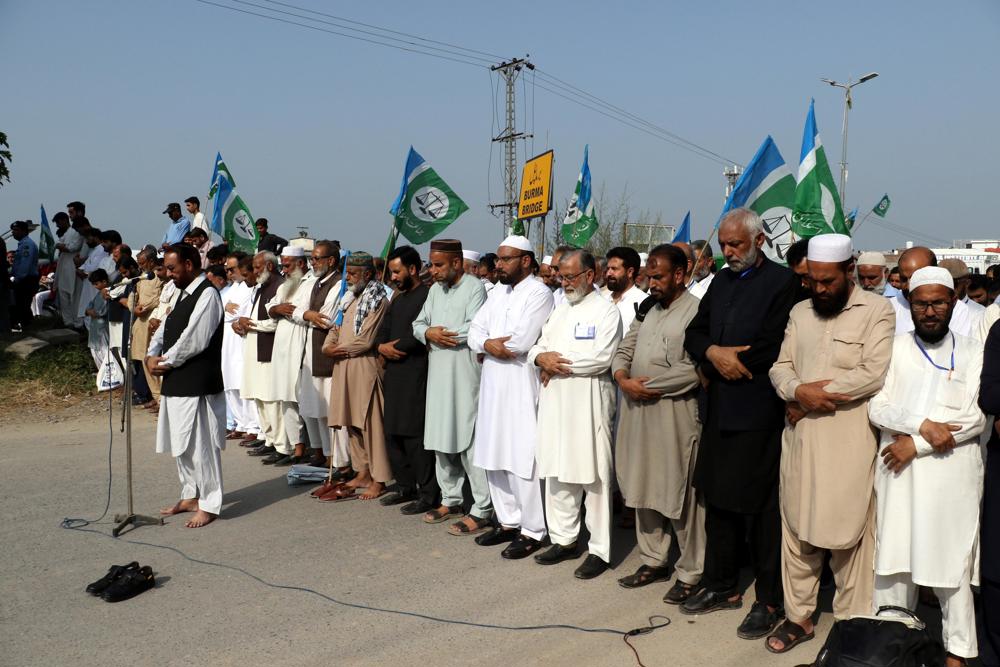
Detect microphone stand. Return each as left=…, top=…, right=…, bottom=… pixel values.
left=113, top=282, right=164, bottom=536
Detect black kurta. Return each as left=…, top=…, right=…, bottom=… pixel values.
left=684, top=256, right=797, bottom=512
left=376, top=284, right=430, bottom=437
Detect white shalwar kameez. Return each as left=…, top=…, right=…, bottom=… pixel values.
left=267, top=275, right=311, bottom=446
left=292, top=272, right=349, bottom=465
left=148, top=276, right=227, bottom=515
left=55, top=227, right=83, bottom=327
left=527, top=290, right=622, bottom=561
left=76, top=244, right=108, bottom=326
left=600, top=284, right=647, bottom=331
left=242, top=285, right=289, bottom=453
left=222, top=281, right=259, bottom=436
left=469, top=275, right=554, bottom=540
left=868, top=331, right=987, bottom=659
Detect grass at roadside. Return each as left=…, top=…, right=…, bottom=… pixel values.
left=0, top=342, right=97, bottom=410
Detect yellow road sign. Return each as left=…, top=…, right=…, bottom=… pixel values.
left=517, top=150, right=554, bottom=220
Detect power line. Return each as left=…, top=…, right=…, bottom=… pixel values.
left=864, top=217, right=948, bottom=246
left=193, top=0, right=488, bottom=69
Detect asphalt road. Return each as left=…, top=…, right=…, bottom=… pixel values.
left=1, top=403, right=835, bottom=667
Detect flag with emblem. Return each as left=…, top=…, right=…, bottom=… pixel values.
left=38, top=204, right=55, bottom=261
left=207, top=152, right=234, bottom=202
left=720, top=135, right=797, bottom=262
left=873, top=194, right=891, bottom=218
left=561, top=145, right=599, bottom=246
left=390, top=147, right=468, bottom=245
left=209, top=157, right=258, bottom=253
left=791, top=99, right=849, bottom=238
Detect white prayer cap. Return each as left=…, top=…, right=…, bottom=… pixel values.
left=542, top=255, right=553, bottom=265
left=807, top=234, right=853, bottom=263
left=499, top=235, right=532, bottom=252
left=281, top=245, right=305, bottom=257
left=856, top=251, right=886, bottom=267
left=463, top=250, right=481, bottom=262
left=639, top=252, right=649, bottom=268
left=909, top=266, right=954, bottom=292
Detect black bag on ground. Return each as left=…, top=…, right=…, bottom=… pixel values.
left=810, top=606, right=945, bottom=667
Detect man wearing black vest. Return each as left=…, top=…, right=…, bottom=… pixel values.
left=680, top=209, right=798, bottom=639
left=147, top=243, right=226, bottom=529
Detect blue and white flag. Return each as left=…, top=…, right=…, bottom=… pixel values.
left=561, top=145, right=599, bottom=246
left=719, top=136, right=797, bottom=262
left=209, top=154, right=257, bottom=253
left=791, top=100, right=848, bottom=237
left=390, top=146, right=468, bottom=245
left=38, top=204, right=56, bottom=261
left=672, top=211, right=691, bottom=243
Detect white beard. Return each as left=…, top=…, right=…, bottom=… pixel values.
left=565, top=287, right=586, bottom=304
left=351, top=279, right=369, bottom=297
left=258, top=268, right=271, bottom=285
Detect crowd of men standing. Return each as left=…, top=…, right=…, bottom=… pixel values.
left=10, top=200, right=1000, bottom=664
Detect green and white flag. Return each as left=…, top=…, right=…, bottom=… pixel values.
left=561, top=145, right=598, bottom=247
left=38, top=204, right=56, bottom=261
left=791, top=100, right=849, bottom=238
left=209, top=155, right=258, bottom=253
left=390, top=147, right=468, bottom=245
left=208, top=152, right=234, bottom=202
left=873, top=194, right=891, bottom=218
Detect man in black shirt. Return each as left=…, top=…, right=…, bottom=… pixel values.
left=254, top=218, right=287, bottom=255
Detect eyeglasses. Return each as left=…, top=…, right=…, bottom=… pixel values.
left=308, top=255, right=334, bottom=263
left=559, top=269, right=592, bottom=283
left=910, top=300, right=951, bottom=313
left=496, top=254, right=526, bottom=263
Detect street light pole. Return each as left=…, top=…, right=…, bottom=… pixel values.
left=820, top=72, right=878, bottom=208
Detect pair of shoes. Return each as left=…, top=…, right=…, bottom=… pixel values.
left=618, top=564, right=672, bottom=589
left=662, top=579, right=698, bottom=604
left=263, top=453, right=292, bottom=466
left=247, top=445, right=275, bottom=457
left=534, top=542, right=580, bottom=565
left=574, top=554, right=609, bottom=580
left=448, top=515, right=493, bottom=536
left=305, top=455, right=326, bottom=467
left=85, top=562, right=156, bottom=602
left=240, top=434, right=262, bottom=446
left=501, top=534, right=546, bottom=560
left=737, top=602, right=785, bottom=640
left=311, top=479, right=338, bottom=498
left=380, top=490, right=417, bottom=507
left=400, top=499, right=436, bottom=516
left=475, top=525, right=518, bottom=547
left=680, top=588, right=743, bottom=615
left=274, top=455, right=302, bottom=467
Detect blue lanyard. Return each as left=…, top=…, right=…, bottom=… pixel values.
left=914, top=332, right=955, bottom=379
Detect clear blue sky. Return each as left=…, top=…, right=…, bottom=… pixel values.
left=3, top=0, right=998, bottom=254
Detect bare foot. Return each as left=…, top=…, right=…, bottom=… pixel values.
left=185, top=509, right=217, bottom=528
left=160, top=499, right=198, bottom=516
left=344, top=471, right=371, bottom=490
left=358, top=481, right=385, bottom=500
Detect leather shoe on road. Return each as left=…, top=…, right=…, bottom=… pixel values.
left=680, top=588, right=743, bottom=615
left=534, top=542, right=580, bottom=565
left=574, top=554, right=609, bottom=579
left=501, top=535, right=545, bottom=560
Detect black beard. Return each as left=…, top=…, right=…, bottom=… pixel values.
left=605, top=275, right=623, bottom=292
left=811, top=287, right=850, bottom=318
left=393, top=275, right=414, bottom=291
left=915, top=320, right=950, bottom=344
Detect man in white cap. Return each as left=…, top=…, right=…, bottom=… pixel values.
left=540, top=255, right=558, bottom=289
left=890, top=246, right=984, bottom=339
left=469, top=235, right=554, bottom=558
left=868, top=266, right=987, bottom=667
left=766, top=233, right=895, bottom=654
left=463, top=249, right=481, bottom=276
left=636, top=252, right=650, bottom=291
left=856, top=251, right=888, bottom=295
left=259, top=245, right=310, bottom=465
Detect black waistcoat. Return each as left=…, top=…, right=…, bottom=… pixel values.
left=254, top=275, right=284, bottom=363
left=310, top=272, right=340, bottom=377
left=160, top=279, right=224, bottom=397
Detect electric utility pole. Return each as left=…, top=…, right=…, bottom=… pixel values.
left=489, top=57, right=534, bottom=236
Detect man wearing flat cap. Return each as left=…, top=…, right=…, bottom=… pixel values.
left=161, top=203, right=191, bottom=250
left=869, top=266, right=986, bottom=667
left=9, top=221, right=39, bottom=330
left=767, top=234, right=895, bottom=654
left=412, top=239, right=493, bottom=535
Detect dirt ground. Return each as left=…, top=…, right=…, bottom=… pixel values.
left=1, top=403, right=848, bottom=667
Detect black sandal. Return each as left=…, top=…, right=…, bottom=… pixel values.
left=765, top=619, right=814, bottom=654
left=448, top=515, right=492, bottom=536
left=617, top=564, right=671, bottom=589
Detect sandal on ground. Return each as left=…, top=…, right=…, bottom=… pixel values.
left=423, top=505, right=464, bottom=524
left=448, top=515, right=493, bottom=536
left=617, top=564, right=672, bottom=589
left=765, top=619, right=815, bottom=654
left=318, top=483, right=361, bottom=502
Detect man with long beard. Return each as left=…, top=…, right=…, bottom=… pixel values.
left=259, top=246, right=311, bottom=466
left=766, top=234, right=895, bottom=654
left=856, top=251, right=889, bottom=294
left=869, top=267, right=987, bottom=667
left=681, top=209, right=797, bottom=641
left=469, top=235, right=554, bottom=557
left=237, top=252, right=286, bottom=460
left=322, top=252, right=391, bottom=500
